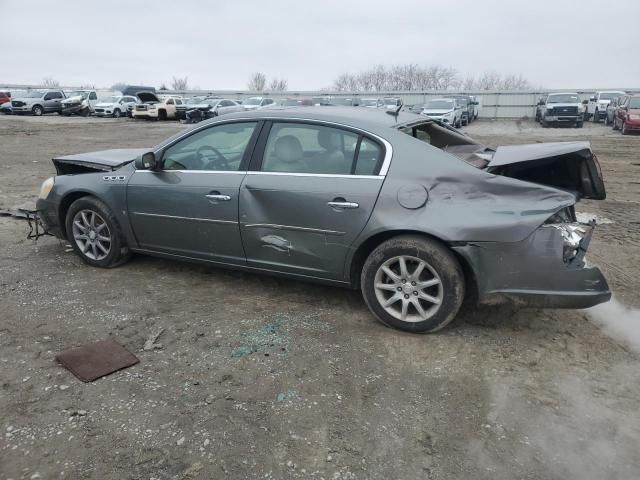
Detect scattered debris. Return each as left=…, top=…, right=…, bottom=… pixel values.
left=143, top=327, right=166, bottom=351
left=231, top=317, right=289, bottom=358
left=576, top=212, right=614, bottom=225
left=276, top=389, right=298, bottom=402
left=56, top=338, right=139, bottom=382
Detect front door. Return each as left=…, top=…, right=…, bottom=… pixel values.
left=127, top=121, right=260, bottom=265
left=239, top=121, right=387, bottom=281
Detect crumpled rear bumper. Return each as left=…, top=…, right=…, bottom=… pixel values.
left=452, top=222, right=611, bottom=309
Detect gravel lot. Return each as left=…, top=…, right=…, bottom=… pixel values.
left=1, top=115, right=639, bottom=480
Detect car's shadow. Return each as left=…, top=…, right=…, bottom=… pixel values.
left=125, top=254, right=539, bottom=333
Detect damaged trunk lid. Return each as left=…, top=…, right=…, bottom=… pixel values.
left=53, top=148, right=148, bottom=175
left=485, top=141, right=606, bottom=200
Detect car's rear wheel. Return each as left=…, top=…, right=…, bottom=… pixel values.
left=32, top=105, right=43, bottom=116
left=65, top=196, right=130, bottom=268
left=361, top=235, right=465, bottom=333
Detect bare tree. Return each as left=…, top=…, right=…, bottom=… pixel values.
left=247, top=72, right=267, bottom=91
left=171, top=76, right=189, bottom=91
left=42, top=77, right=60, bottom=87
left=330, top=65, right=535, bottom=92
left=158, top=83, right=168, bottom=91
left=269, top=78, right=288, bottom=92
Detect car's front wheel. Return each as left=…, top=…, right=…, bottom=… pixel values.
left=65, top=196, right=130, bottom=268
left=32, top=105, right=43, bottom=116
left=113, top=108, right=121, bottom=118
left=361, top=235, right=465, bottom=333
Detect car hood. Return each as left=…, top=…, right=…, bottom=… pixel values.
left=137, top=92, right=159, bottom=103
left=12, top=97, right=38, bottom=103
left=62, top=96, right=85, bottom=103
left=423, top=109, right=453, bottom=115
left=546, top=102, right=581, bottom=108
left=95, top=102, right=117, bottom=108
left=52, top=148, right=148, bottom=174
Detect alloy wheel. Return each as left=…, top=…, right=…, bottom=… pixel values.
left=72, top=209, right=112, bottom=261
left=373, top=255, right=443, bottom=322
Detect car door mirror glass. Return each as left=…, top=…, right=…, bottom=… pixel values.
left=136, top=152, right=157, bottom=170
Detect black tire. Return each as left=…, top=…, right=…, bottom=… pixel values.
left=360, top=235, right=465, bottom=333
left=32, top=105, right=43, bottom=116
left=592, top=110, right=599, bottom=123
left=113, top=108, right=121, bottom=118
left=158, top=109, right=167, bottom=121
left=613, top=118, right=619, bottom=130
left=65, top=196, right=130, bottom=268
left=604, top=114, right=610, bottom=126
left=576, top=121, right=584, bottom=128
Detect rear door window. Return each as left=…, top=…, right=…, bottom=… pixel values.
left=260, top=122, right=384, bottom=176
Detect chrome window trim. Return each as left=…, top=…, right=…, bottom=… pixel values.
left=243, top=223, right=345, bottom=236
left=245, top=172, right=383, bottom=180
left=150, top=116, right=393, bottom=177
left=134, top=170, right=246, bottom=174
left=131, top=212, right=237, bottom=225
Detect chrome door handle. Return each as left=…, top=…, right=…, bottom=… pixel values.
left=205, top=194, right=231, bottom=201
left=328, top=201, right=359, bottom=209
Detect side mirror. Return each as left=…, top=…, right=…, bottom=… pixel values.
left=582, top=99, right=588, bottom=105
left=537, top=100, right=544, bottom=106
left=590, top=96, right=596, bottom=101
left=135, top=151, right=158, bottom=170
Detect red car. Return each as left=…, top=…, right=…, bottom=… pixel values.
left=613, top=95, right=640, bottom=134
left=0, top=91, right=10, bottom=105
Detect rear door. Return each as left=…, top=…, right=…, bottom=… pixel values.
left=239, top=120, right=388, bottom=281
left=127, top=121, right=261, bottom=264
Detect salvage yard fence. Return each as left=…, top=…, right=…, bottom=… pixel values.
left=2, top=84, right=639, bottom=119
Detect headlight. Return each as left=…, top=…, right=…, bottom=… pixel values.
left=39, top=177, right=55, bottom=199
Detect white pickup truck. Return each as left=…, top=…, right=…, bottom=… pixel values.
left=586, top=91, right=626, bottom=123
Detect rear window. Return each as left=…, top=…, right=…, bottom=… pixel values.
left=399, top=121, right=488, bottom=168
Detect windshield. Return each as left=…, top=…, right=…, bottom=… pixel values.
left=547, top=94, right=580, bottom=103
left=67, top=91, right=89, bottom=99
left=447, top=96, right=468, bottom=105
left=425, top=100, right=454, bottom=109
left=331, top=98, right=354, bottom=106
left=384, top=98, right=398, bottom=105
left=361, top=99, right=379, bottom=106
left=185, top=97, right=205, bottom=104
left=599, top=92, right=623, bottom=101
left=99, top=96, right=120, bottom=103
left=629, top=98, right=640, bottom=108
left=25, top=90, right=46, bottom=98
left=244, top=98, right=262, bottom=105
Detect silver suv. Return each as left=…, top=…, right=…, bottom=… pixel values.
left=11, top=89, right=66, bottom=116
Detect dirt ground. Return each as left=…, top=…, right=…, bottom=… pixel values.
left=1, top=115, right=639, bottom=480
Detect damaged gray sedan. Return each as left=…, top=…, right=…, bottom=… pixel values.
left=36, top=107, right=610, bottom=333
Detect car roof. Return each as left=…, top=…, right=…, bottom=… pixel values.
left=218, top=106, right=426, bottom=134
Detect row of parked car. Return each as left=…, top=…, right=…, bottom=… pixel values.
left=534, top=90, right=640, bottom=132
left=0, top=87, right=409, bottom=123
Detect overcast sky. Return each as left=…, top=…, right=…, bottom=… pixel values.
left=2, top=0, right=638, bottom=90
